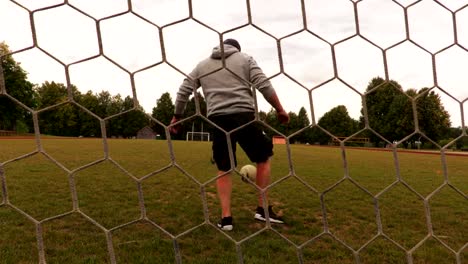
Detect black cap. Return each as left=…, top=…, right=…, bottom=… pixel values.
left=223, top=38, right=241, bottom=51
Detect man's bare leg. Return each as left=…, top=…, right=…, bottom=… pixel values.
left=216, top=171, right=232, bottom=218
left=254, top=159, right=284, bottom=223
left=256, top=159, right=271, bottom=207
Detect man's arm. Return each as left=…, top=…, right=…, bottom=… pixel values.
left=174, top=77, right=198, bottom=116
left=265, top=90, right=289, bottom=124
left=170, top=71, right=200, bottom=134
left=249, top=57, right=289, bottom=124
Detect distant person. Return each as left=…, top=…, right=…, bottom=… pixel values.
left=170, top=39, right=289, bottom=231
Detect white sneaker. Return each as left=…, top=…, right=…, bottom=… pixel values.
left=217, top=216, right=233, bottom=231
left=254, top=206, right=284, bottom=224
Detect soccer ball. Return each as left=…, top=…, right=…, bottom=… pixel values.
left=240, top=164, right=257, bottom=183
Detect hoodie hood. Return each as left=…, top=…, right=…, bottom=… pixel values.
left=211, top=44, right=239, bottom=59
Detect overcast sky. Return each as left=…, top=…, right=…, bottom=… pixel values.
left=1, top=0, right=467, bottom=128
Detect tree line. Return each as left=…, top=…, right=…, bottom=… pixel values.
left=1, top=42, right=465, bottom=149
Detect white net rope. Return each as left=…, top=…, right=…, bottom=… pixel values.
left=0, top=0, right=467, bottom=263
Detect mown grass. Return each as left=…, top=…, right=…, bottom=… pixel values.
left=0, top=138, right=466, bottom=263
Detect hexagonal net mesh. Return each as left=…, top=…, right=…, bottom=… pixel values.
left=0, top=0, right=467, bottom=263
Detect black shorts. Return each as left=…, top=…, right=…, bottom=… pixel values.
left=209, top=112, right=273, bottom=171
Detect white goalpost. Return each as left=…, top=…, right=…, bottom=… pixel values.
left=186, top=121, right=210, bottom=141
left=186, top=131, right=210, bottom=141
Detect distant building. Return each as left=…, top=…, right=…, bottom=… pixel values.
left=0, top=130, right=16, bottom=136
left=137, top=126, right=156, bottom=139
left=272, top=136, right=286, bottom=144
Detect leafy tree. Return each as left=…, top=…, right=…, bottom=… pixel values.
left=363, top=77, right=408, bottom=143
left=416, top=88, right=451, bottom=141
left=0, top=42, right=36, bottom=132
left=297, top=107, right=310, bottom=128
left=294, top=107, right=311, bottom=143
left=109, top=94, right=125, bottom=115
left=184, top=92, right=207, bottom=117
left=152, top=92, right=175, bottom=139
left=75, top=90, right=101, bottom=137
left=96, top=91, right=113, bottom=117
left=101, top=95, right=149, bottom=138
left=52, top=104, right=80, bottom=136
left=288, top=112, right=299, bottom=134
left=35, top=81, right=68, bottom=108
left=318, top=105, right=359, bottom=144
left=258, top=110, right=267, bottom=121
left=152, top=92, right=174, bottom=125
left=363, top=77, right=451, bottom=144
left=105, top=94, right=125, bottom=137
left=35, top=81, right=95, bottom=137
left=263, top=108, right=298, bottom=136
left=444, top=127, right=463, bottom=149
left=261, top=107, right=312, bottom=142
left=35, top=82, right=71, bottom=135
left=115, top=97, right=148, bottom=138
left=388, top=88, right=416, bottom=141
left=263, top=108, right=281, bottom=137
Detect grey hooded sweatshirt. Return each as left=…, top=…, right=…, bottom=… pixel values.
left=174, top=44, right=276, bottom=117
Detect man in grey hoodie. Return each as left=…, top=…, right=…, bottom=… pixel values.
left=170, top=39, right=289, bottom=231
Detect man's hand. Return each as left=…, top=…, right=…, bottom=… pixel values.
left=266, top=92, right=289, bottom=124
left=277, top=110, right=290, bottom=124
left=169, top=116, right=181, bottom=134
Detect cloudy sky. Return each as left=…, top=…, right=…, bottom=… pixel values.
left=1, top=0, right=467, bottom=128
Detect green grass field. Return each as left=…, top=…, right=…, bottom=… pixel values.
left=0, top=138, right=466, bottom=263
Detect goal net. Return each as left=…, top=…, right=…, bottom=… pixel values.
left=186, top=131, right=210, bottom=141
left=1, top=1, right=466, bottom=263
